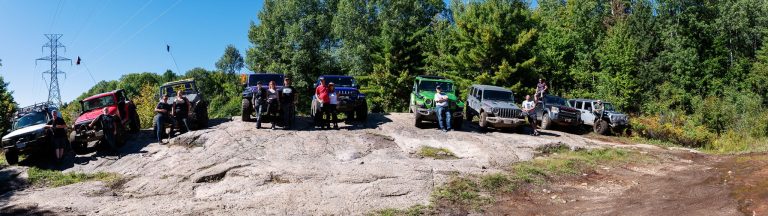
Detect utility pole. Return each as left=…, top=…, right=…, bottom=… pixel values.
left=36, top=34, right=71, bottom=107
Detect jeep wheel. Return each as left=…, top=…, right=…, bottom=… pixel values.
left=452, top=117, right=463, bottom=131
left=128, top=109, right=141, bottom=133
left=5, top=148, right=19, bottom=165
left=465, top=109, right=474, bottom=122
left=478, top=112, right=489, bottom=130
left=594, top=120, right=609, bottom=135
left=414, top=113, right=424, bottom=128
left=541, top=114, right=552, bottom=130
left=197, top=102, right=209, bottom=129
left=241, top=99, right=252, bottom=122
left=356, top=102, right=368, bottom=122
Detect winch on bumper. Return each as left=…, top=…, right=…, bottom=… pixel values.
left=70, top=121, right=104, bottom=144
left=415, top=107, right=463, bottom=120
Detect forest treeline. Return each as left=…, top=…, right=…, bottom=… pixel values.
left=1, top=0, right=767, bottom=152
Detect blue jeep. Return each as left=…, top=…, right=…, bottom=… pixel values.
left=241, top=73, right=285, bottom=122
left=310, top=75, right=368, bottom=123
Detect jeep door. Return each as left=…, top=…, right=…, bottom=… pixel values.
left=582, top=101, right=596, bottom=124
left=410, top=81, right=418, bottom=111
left=466, top=87, right=481, bottom=113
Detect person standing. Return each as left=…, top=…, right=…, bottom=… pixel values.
left=172, top=90, right=191, bottom=134
left=280, top=77, right=297, bottom=130
left=266, top=81, right=281, bottom=130
left=535, top=78, right=548, bottom=101
left=154, top=94, right=174, bottom=143
left=326, top=82, right=339, bottom=129
left=522, top=95, right=539, bottom=136
left=252, top=81, right=267, bottom=129
left=315, top=77, right=330, bottom=129
left=45, top=110, right=67, bottom=161
left=90, top=107, right=119, bottom=153
left=434, top=85, right=451, bottom=132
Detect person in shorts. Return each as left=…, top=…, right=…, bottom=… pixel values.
left=45, top=110, right=68, bottom=161
left=522, top=95, right=539, bottom=136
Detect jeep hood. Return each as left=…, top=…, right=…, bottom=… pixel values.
left=76, top=106, right=117, bottom=125
left=418, top=91, right=459, bottom=101
left=482, top=100, right=521, bottom=110
left=2, top=124, right=46, bottom=140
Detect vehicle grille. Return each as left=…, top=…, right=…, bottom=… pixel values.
left=559, top=110, right=578, bottom=119
left=336, top=90, right=356, bottom=96
left=493, top=108, right=522, bottom=118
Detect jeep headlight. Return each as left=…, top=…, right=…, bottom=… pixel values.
left=425, top=99, right=434, bottom=106
left=551, top=107, right=559, bottom=113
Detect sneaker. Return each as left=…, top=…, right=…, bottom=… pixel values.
left=442, top=129, right=448, bottom=133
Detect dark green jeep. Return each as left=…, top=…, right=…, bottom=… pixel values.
left=410, top=75, right=464, bottom=129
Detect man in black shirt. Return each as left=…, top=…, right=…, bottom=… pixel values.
left=253, top=81, right=267, bottom=129
left=280, top=77, right=298, bottom=129
left=45, top=110, right=67, bottom=161
left=154, top=94, right=174, bottom=143
left=90, top=107, right=119, bottom=153
left=172, top=90, right=191, bottom=134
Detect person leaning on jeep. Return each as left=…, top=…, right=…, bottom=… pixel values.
left=44, top=110, right=67, bottom=161
left=522, top=95, right=539, bottom=136
left=89, top=107, right=119, bottom=153
left=154, top=94, right=174, bottom=143
left=315, top=77, right=330, bottom=129
left=266, top=81, right=281, bottom=130
left=252, top=81, right=267, bottom=129
left=434, top=85, right=451, bottom=132
left=593, top=100, right=605, bottom=116
left=172, top=90, right=192, bottom=134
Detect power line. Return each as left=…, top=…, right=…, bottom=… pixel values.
left=49, top=0, right=65, bottom=32
left=72, top=0, right=111, bottom=46
left=84, top=0, right=156, bottom=58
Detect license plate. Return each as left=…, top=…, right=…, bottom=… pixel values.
left=16, top=142, right=27, bottom=148
left=565, top=119, right=572, bottom=123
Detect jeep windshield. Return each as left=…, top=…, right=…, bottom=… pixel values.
left=162, top=82, right=198, bottom=97
left=82, top=96, right=115, bottom=112
left=602, top=103, right=616, bottom=111
left=483, top=90, right=514, bottom=101
left=12, top=112, right=47, bottom=130
left=545, top=96, right=569, bottom=106
left=321, top=77, right=355, bottom=87
left=248, top=74, right=284, bottom=87
left=418, top=81, right=453, bottom=92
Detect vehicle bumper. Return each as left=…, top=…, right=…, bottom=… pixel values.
left=336, top=100, right=364, bottom=112
left=485, top=117, right=527, bottom=128
left=416, top=108, right=463, bottom=121
left=550, top=113, right=581, bottom=126
left=2, top=138, right=48, bottom=153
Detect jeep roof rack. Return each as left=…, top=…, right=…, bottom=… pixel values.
left=416, top=75, right=446, bottom=80
left=16, top=102, right=55, bottom=116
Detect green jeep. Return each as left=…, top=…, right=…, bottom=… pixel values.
left=410, top=75, right=464, bottom=129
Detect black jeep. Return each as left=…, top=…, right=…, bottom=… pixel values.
left=241, top=73, right=285, bottom=122
left=1, top=103, right=58, bottom=164
left=534, top=95, right=581, bottom=131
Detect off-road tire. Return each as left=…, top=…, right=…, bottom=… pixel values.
left=196, top=102, right=209, bottom=129
left=452, top=117, right=463, bottom=131
left=5, top=148, right=19, bottom=165
left=356, top=102, right=368, bottom=122
left=126, top=107, right=140, bottom=133
left=241, top=98, right=252, bottom=122
left=414, top=113, right=424, bottom=128
left=479, top=111, right=489, bottom=129
left=541, top=114, right=552, bottom=130
left=594, top=120, right=609, bottom=135
left=465, top=108, right=474, bottom=122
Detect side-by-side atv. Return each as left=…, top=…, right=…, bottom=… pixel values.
left=69, top=89, right=139, bottom=154
left=1, top=103, right=59, bottom=164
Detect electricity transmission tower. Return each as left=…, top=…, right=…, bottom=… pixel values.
left=36, top=34, right=71, bottom=107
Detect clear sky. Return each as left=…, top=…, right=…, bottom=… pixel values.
left=0, top=0, right=537, bottom=107
left=0, top=0, right=264, bottom=106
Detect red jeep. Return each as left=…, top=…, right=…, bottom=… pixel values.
left=69, top=89, right=140, bottom=153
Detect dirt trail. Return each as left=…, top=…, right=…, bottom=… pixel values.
left=0, top=113, right=610, bottom=215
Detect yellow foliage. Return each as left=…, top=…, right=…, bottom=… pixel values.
left=132, top=83, right=159, bottom=129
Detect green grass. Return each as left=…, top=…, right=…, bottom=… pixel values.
left=417, top=146, right=458, bottom=159
left=27, top=168, right=123, bottom=188
left=373, top=147, right=646, bottom=215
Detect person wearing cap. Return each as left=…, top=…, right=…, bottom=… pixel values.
left=253, top=81, right=267, bottom=129
left=280, top=77, right=297, bottom=129
left=266, top=80, right=281, bottom=130
left=434, top=85, right=451, bottom=132
left=326, top=82, right=339, bottom=129
left=154, top=94, right=174, bottom=143
left=44, top=110, right=67, bottom=161
left=315, top=77, right=330, bottom=128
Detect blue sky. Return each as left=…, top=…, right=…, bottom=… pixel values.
left=0, top=0, right=264, bottom=106
left=0, top=0, right=537, bottom=106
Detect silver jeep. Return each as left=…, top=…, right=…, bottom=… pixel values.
left=465, top=85, right=526, bottom=130
left=568, top=99, right=631, bottom=135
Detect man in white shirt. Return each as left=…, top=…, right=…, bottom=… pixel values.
left=326, top=82, right=339, bottom=129
left=521, top=95, right=539, bottom=136
left=434, top=85, right=451, bottom=132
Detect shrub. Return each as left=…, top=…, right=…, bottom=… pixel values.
left=632, top=114, right=714, bottom=148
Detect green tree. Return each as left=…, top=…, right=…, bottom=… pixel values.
left=595, top=18, right=640, bottom=111
left=215, top=45, right=245, bottom=74
left=0, top=75, right=16, bottom=135
left=162, top=69, right=178, bottom=83
left=332, top=0, right=378, bottom=76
